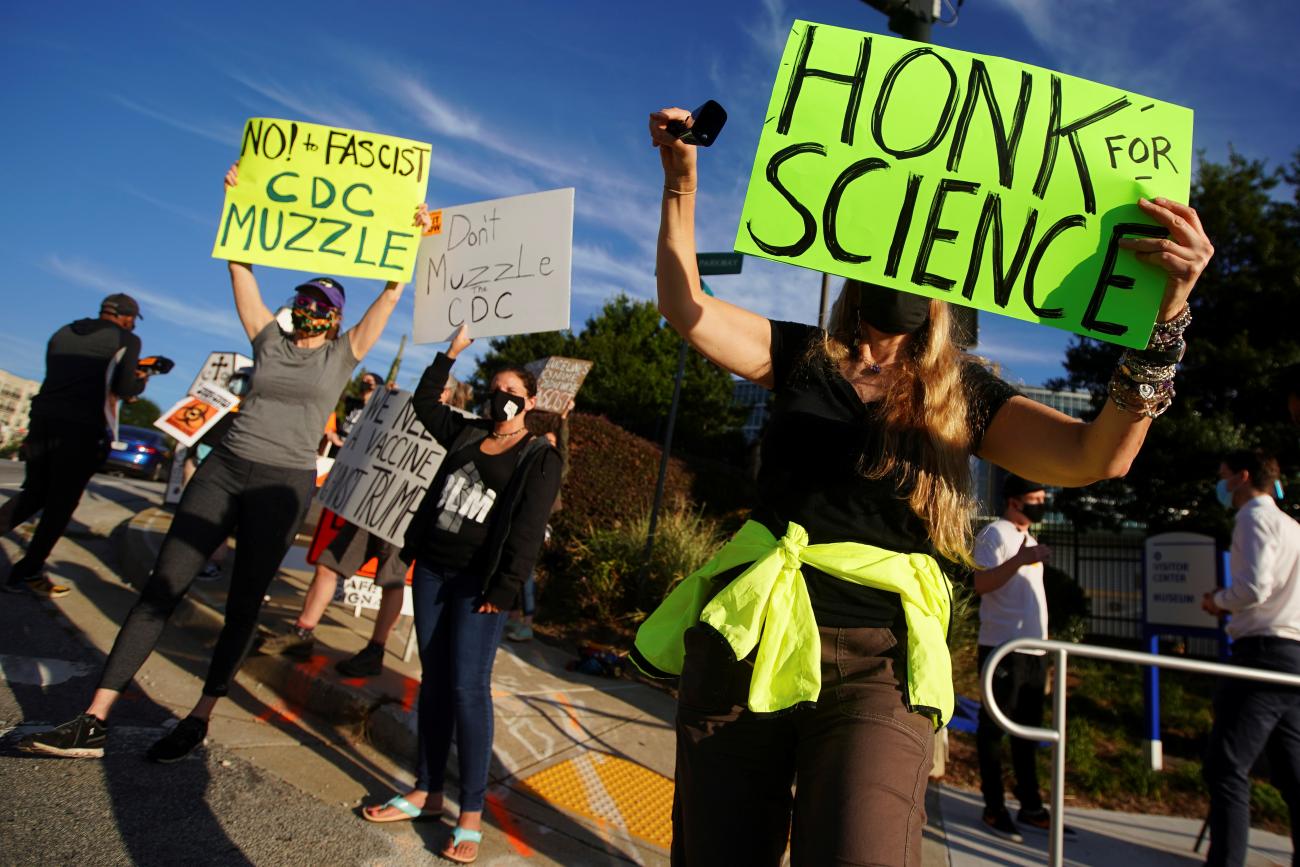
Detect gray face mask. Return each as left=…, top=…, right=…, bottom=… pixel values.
left=852, top=281, right=930, bottom=336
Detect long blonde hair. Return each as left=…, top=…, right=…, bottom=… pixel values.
left=816, top=281, right=975, bottom=564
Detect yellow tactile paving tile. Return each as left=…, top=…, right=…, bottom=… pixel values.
left=520, top=754, right=674, bottom=850
left=591, top=754, right=674, bottom=849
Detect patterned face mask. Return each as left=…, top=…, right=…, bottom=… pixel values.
left=291, top=296, right=340, bottom=335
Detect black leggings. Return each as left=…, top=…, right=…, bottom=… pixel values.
left=99, top=447, right=315, bottom=697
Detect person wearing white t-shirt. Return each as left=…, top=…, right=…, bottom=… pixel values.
left=1201, top=449, right=1300, bottom=867
left=974, top=475, right=1054, bottom=842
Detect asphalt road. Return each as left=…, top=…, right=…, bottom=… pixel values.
left=0, top=466, right=419, bottom=866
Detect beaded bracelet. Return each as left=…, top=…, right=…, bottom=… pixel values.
left=1109, top=374, right=1176, bottom=418
left=1119, top=357, right=1178, bottom=384
left=1107, top=304, right=1190, bottom=419
left=1150, top=304, right=1191, bottom=347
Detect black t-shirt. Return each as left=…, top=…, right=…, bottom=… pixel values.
left=420, top=438, right=528, bottom=572
left=754, top=320, right=1018, bottom=627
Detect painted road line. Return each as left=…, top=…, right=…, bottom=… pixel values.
left=0, top=654, right=95, bottom=686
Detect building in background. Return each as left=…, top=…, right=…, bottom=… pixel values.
left=1019, top=385, right=1093, bottom=419
left=972, top=384, right=1095, bottom=516
left=0, top=369, right=40, bottom=446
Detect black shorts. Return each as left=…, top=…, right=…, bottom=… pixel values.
left=316, top=520, right=409, bottom=588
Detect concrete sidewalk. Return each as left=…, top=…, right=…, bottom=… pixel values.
left=115, top=505, right=1293, bottom=866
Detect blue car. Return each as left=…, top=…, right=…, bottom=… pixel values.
left=104, top=425, right=172, bottom=482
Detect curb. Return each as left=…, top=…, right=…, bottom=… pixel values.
left=118, top=508, right=420, bottom=764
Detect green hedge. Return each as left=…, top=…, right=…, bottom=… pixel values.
left=551, top=413, right=694, bottom=542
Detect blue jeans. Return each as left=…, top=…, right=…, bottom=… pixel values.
left=1205, top=636, right=1300, bottom=867
left=411, top=561, right=507, bottom=812
left=521, top=571, right=536, bottom=617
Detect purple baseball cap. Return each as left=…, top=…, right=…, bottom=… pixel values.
left=294, top=277, right=346, bottom=310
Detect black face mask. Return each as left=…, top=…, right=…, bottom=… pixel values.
left=1019, top=501, right=1049, bottom=523
left=854, top=281, right=930, bottom=336
left=489, top=389, right=526, bottom=423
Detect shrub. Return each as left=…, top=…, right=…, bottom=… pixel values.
left=1044, top=563, right=1090, bottom=642
left=552, top=413, right=694, bottom=545
left=545, top=505, right=725, bottom=627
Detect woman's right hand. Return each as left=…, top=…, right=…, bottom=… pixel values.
left=224, top=163, right=239, bottom=190
left=649, top=108, right=698, bottom=189
left=447, top=323, right=473, bottom=359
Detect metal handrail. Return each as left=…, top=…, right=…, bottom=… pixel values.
left=980, top=638, right=1300, bottom=867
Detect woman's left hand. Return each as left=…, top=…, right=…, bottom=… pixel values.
left=476, top=602, right=500, bottom=614
left=1118, top=197, right=1214, bottom=321
left=447, top=323, right=473, bottom=359
left=415, top=203, right=433, bottom=233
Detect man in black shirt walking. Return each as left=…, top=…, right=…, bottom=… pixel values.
left=1, top=294, right=147, bottom=596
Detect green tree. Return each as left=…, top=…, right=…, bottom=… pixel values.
left=1050, top=149, right=1300, bottom=536
left=119, top=398, right=161, bottom=428
left=473, top=294, right=745, bottom=453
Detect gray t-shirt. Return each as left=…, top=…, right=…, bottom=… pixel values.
left=223, top=321, right=359, bottom=469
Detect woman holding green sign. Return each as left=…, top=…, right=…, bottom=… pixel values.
left=634, top=107, right=1212, bottom=865
left=19, top=164, right=431, bottom=764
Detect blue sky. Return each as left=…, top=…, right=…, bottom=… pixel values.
left=4, top=1, right=1297, bottom=412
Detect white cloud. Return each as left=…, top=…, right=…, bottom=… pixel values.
left=970, top=336, right=1065, bottom=368
left=744, top=0, right=792, bottom=62
left=981, top=0, right=1283, bottom=99
left=42, top=257, right=245, bottom=341
left=374, top=66, right=657, bottom=247
left=118, top=185, right=212, bottom=228
left=110, top=95, right=232, bottom=146
left=572, top=243, right=653, bottom=290
left=225, top=72, right=378, bottom=132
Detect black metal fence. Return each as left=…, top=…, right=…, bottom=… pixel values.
left=1034, top=523, right=1147, bottom=640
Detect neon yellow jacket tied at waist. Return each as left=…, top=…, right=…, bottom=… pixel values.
left=633, top=520, right=954, bottom=728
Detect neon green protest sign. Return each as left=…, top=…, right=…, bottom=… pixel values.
left=213, top=118, right=432, bottom=281
left=735, top=21, right=1193, bottom=349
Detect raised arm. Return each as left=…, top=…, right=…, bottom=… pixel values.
left=222, top=165, right=275, bottom=341
left=346, top=281, right=404, bottom=361
left=978, top=197, right=1213, bottom=487
left=411, top=325, right=478, bottom=446
left=650, top=108, right=774, bottom=388
left=346, top=204, right=431, bottom=360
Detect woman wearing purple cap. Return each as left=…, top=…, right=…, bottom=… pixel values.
left=20, top=165, right=431, bottom=763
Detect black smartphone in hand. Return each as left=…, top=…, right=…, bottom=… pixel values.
left=667, top=100, right=727, bottom=147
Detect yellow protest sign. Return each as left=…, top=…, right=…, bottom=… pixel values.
left=735, top=22, right=1194, bottom=348
left=212, top=118, right=432, bottom=281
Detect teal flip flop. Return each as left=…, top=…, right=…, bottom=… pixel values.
left=361, top=794, right=437, bottom=823
left=442, top=826, right=484, bottom=863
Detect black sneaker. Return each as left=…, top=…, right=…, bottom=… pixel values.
left=335, top=644, right=384, bottom=678
left=18, top=713, right=108, bottom=758
left=1017, top=807, right=1077, bottom=837
left=147, top=716, right=208, bottom=763
left=982, top=807, right=1024, bottom=843
left=3, top=574, right=71, bottom=597
left=255, top=626, right=315, bottom=659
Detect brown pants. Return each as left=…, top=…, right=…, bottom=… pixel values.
left=672, top=624, right=934, bottom=867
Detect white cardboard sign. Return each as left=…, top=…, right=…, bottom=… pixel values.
left=525, top=356, right=592, bottom=414
left=413, top=188, right=574, bottom=343
left=316, top=388, right=447, bottom=547
left=153, top=383, right=239, bottom=449
left=189, top=351, right=254, bottom=397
